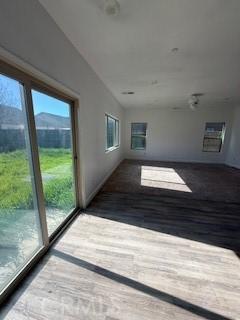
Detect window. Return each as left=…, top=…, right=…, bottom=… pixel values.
left=32, top=90, right=76, bottom=236
left=0, top=60, right=79, bottom=297
left=131, top=123, right=147, bottom=150
left=203, top=122, right=225, bottom=152
left=105, top=114, right=119, bottom=151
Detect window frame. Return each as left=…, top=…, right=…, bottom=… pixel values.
left=0, top=58, right=81, bottom=304
left=105, top=113, right=120, bottom=152
left=202, top=122, right=226, bottom=153
left=131, top=122, right=147, bottom=150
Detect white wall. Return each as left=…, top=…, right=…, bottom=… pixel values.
left=125, top=106, right=233, bottom=163
left=0, top=0, right=124, bottom=206
left=226, top=106, right=240, bottom=169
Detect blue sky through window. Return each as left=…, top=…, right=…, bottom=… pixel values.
left=31, top=90, right=70, bottom=117
left=0, top=74, right=69, bottom=117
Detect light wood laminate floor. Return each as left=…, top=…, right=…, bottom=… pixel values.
left=1, top=160, right=240, bottom=320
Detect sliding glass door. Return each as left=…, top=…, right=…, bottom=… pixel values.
left=31, top=90, right=76, bottom=235
left=0, top=60, right=79, bottom=298
left=0, top=74, right=43, bottom=292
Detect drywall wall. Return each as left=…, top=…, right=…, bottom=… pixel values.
left=125, top=106, right=233, bottom=163
left=226, top=106, right=240, bottom=169
left=0, top=0, right=124, bottom=205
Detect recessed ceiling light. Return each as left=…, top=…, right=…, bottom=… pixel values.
left=171, top=48, right=179, bottom=53
left=121, top=91, right=135, bottom=95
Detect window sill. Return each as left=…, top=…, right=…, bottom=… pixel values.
left=105, top=145, right=120, bottom=154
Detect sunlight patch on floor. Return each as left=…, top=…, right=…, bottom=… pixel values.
left=141, top=166, right=192, bottom=193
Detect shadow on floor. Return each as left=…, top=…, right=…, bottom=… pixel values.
left=1, top=247, right=234, bottom=320
left=235, top=252, right=240, bottom=259
left=87, top=191, right=240, bottom=253
left=51, top=249, right=233, bottom=320
left=87, top=160, right=240, bottom=254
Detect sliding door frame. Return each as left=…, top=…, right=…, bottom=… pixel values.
left=24, top=82, right=49, bottom=246
left=0, top=59, right=81, bottom=304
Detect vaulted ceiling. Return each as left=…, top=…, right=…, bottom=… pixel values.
left=39, top=0, right=240, bottom=109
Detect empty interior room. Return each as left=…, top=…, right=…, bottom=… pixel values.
left=0, top=1, right=239, bottom=319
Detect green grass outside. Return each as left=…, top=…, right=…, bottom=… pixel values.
left=0, top=148, right=74, bottom=214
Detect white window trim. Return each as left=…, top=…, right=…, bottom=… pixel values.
left=202, top=122, right=226, bottom=153
left=131, top=122, right=147, bottom=151
left=105, top=113, right=120, bottom=153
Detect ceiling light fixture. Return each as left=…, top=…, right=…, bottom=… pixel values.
left=188, top=93, right=204, bottom=110
left=188, top=94, right=199, bottom=110
left=104, top=0, right=120, bottom=16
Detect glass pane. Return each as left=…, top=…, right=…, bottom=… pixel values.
left=203, top=122, right=225, bottom=152
left=31, top=90, right=76, bottom=236
left=205, top=122, right=225, bottom=139
left=203, top=138, right=222, bottom=152
left=131, top=136, right=146, bottom=150
left=0, top=74, right=42, bottom=292
left=107, top=116, right=115, bottom=149
left=132, top=123, right=147, bottom=136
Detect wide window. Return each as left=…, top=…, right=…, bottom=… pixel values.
left=0, top=60, right=79, bottom=298
left=105, top=114, right=119, bottom=151
left=203, top=122, right=225, bottom=152
left=131, top=123, right=147, bottom=150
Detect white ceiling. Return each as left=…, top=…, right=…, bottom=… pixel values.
left=39, top=0, right=240, bottom=109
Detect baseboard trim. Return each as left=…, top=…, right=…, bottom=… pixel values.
left=85, top=158, right=123, bottom=207
left=125, top=157, right=225, bottom=165
left=225, top=162, right=240, bottom=169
